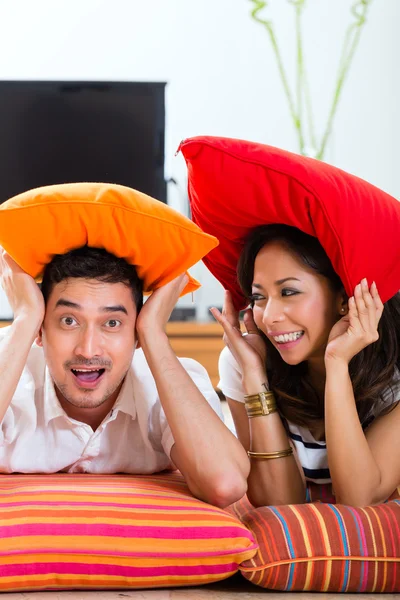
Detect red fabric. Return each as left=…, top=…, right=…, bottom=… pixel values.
left=180, top=136, right=400, bottom=310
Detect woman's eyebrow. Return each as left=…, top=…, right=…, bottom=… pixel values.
left=252, top=277, right=301, bottom=289
left=275, top=277, right=301, bottom=285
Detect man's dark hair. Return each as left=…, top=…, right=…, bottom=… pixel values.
left=41, top=246, right=143, bottom=312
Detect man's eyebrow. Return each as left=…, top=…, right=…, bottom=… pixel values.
left=100, top=305, right=128, bottom=315
left=252, top=277, right=301, bottom=289
left=55, top=299, right=81, bottom=309
left=55, top=299, right=128, bottom=315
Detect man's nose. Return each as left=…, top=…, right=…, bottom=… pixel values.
left=74, top=326, right=103, bottom=358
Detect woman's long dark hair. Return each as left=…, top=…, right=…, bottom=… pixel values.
left=237, top=224, right=400, bottom=428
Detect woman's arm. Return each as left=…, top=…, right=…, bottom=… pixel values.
left=325, top=360, right=400, bottom=506
left=324, top=279, right=398, bottom=506
left=228, top=388, right=306, bottom=507
left=212, top=291, right=305, bottom=507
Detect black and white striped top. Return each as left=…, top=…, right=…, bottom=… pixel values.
left=218, top=346, right=400, bottom=484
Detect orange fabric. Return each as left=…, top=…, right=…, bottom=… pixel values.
left=0, top=472, right=257, bottom=591
left=0, top=182, right=219, bottom=296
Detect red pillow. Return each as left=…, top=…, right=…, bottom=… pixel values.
left=179, top=136, right=400, bottom=310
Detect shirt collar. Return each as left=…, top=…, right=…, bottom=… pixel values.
left=110, top=368, right=137, bottom=420
left=43, top=366, right=137, bottom=426
left=43, top=368, right=67, bottom=426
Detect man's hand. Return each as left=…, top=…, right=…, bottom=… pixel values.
left=135, top=273, right=188, bottom=340
left=0, top=248, right=44, bottom=330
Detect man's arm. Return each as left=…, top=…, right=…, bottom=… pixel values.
left=0, top=250, right=44, bottom=422
left=136, top=276, right=250, bottom=508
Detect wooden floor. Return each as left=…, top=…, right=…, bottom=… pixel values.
left=2, top=588, right=398, bottom=599
left=1, top=573, right=398, bottom=599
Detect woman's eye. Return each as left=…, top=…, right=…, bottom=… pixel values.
left=61, top=316, right=77, bottom=326
left=105, top=319, right=121, bottom=328
left=281, top=289, right=299, bottom=297
left=249, top=294, right=265, bottom=304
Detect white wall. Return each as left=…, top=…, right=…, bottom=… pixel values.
left=0, top=0, right=398, bottom=319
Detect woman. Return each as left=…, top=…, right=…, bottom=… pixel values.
left=211, top=224, right=400, bottom=507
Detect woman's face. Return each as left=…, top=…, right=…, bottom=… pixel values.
left=251, top=241, right=343, bottom=366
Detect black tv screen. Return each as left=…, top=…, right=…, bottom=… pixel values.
left=0, top=80, right=167, bottom=204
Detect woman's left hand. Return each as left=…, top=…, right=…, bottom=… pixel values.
left=325, top=279, right=383, bottom=364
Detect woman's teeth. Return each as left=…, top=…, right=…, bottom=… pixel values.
left=273, top=331, right=304, bottom=344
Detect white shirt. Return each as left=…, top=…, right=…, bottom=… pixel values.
left=0, top=326, right=223, bottom=474
left=218, top=346, right=399, bottom=484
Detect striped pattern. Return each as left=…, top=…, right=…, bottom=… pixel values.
left=229, top=485, right=400, bottom=592
left=0, top=473, right=257, bottom=592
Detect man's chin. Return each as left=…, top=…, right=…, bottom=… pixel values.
left=64, top=396, right=107, bottom=410
left=57, top=384, right=110, bottom=410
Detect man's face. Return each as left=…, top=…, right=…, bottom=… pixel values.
left=37, top=278, right=137, bottom=410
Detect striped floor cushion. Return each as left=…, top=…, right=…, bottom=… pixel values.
left=228, top=484, right=400, bottom=592
left=0, top=473, right=257, bottom=592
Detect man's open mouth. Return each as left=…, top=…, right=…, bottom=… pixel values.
left=71, top=368, right=106, bottom=383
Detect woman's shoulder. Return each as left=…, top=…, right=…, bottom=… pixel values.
left=218, top=346, right=246, bottom=403
left=219, top=345, right=241, bottom=372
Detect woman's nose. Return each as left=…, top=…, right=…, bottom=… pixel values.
left=262, top=300, right=285, bottom=327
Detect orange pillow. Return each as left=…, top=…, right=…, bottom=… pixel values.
left=0, top=473, right=257, bottom=591
left=0, top=182, right=218, bottom=296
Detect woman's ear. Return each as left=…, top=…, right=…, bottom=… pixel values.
left=337, top=291, right=348, bottom=316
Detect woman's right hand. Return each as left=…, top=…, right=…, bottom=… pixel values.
left=0, top=248, right=45, bottom=328
left=210, top=290, right=267, bottom=378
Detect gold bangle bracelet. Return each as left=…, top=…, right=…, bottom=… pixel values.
left=244, top=390, right=277, bottom=417
left=246, top=407, right=278, bottom=418
left=244, top=390, right=274, bottom=402
left=247, top=448, right=293, bottom=460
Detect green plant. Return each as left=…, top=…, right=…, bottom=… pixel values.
left=250, top=0, right=373, bottom=159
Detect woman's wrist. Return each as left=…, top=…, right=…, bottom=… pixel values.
left=324, top=354, right=350, bottom=373
left=241, top=370, right=269, bottom=395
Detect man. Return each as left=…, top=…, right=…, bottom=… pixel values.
left=0, top=246, right=249, bottom=507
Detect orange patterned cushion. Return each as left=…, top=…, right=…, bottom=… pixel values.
left=229, top=486, right=400, bottom=592
left=0, top=473, right=257, bottom=592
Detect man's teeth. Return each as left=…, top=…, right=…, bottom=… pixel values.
left=273, top=331, right=303, bottom=343
left=73, top=368, right=100, bottom=372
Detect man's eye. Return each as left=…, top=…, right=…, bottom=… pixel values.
left=282, top=289, right=299, bottom=297
left=105, top=319, right=121, bottom=328
left=61, top=316, right=76, bottom=326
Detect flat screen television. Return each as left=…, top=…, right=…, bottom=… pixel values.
left=0, top=80, right=167, bottom=204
